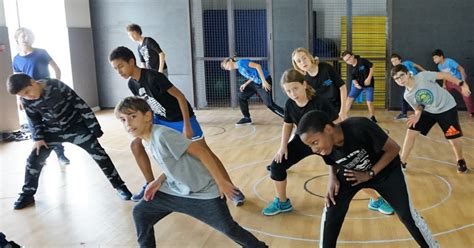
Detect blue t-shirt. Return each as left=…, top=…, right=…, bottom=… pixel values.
left=12, top=48, right=52, bottom=80
left=437, top=58, right=462, bottom=80
left=236, top=59, right=269, bottom=85
left=401, top=61, right=419, bottom=75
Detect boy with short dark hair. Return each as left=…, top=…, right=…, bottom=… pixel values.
left=341, top=50, right=377, bottom=122
left=115, top=96, right=267, bottom=248
left=432, top=49, right=474, bottom=117
left=126, top=23, right=168, bottom=75
left=390, top=53, right=426, bottom=120
left=297, top=110, right=439, bottom=248
left=6, top=74, right=132, bottom=210
left=109, top=46, right=244, bottom=204
left=391, top=64, right=470, bottom=173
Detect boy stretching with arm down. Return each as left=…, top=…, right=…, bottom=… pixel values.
left=109, top=46, right=243, bottom=204
left=115, top=97, right=267, bottom=248
left=297, top=110, right=439, bottom=248
left=6, top=74, right=132, bottom=210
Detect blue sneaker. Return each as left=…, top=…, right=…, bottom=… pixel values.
left=116, top=184, right=132, bottom=201
left=131, top=183, right=148, bottom=202
left=368, top=197, right=394, bottom=215
left=262, top=197, right=293, bottom=216
left=232, top=189, right=246, bottom=206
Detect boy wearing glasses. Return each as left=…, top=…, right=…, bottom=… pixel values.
left=391, top=64, right=470, bottom=173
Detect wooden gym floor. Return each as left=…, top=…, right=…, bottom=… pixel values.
left=1, top=107, right=473, bottom=247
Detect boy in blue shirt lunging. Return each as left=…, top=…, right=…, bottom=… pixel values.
left=115, top=96, right=267, bottom=248
left=432, top=49, right=474, bottom=117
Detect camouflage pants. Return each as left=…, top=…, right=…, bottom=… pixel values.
left=21, top=125, right=125, bottom=196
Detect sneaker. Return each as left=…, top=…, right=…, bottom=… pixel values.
left=57, top=154, right=71, bottom=166
left=116, top=184, right=133, bottom=200
left=370, top=116, right=378, bottom=123
left=377, top=198, right=394, bottom=215
left=266, top=165, right=271, bottom=172
left=235, top=117, right=252, bottom=126
left=262, top=197, right=293, bottom=216
left=131, top=183, right=148, bottom=202
left=232, top=189, right=246, bottom=206
left=401, top=161, right=407, bottom=170
left=393, top=113, right=408, bottom=120
left=368, top=197, right=394, bottom=215
left=457, top=159, right=468, bottom=174
left=13, top=194, right=35, bottom=210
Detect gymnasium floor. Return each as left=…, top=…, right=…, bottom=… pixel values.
left=1, top=107, right=473, bottom=247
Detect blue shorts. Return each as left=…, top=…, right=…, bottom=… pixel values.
left=153, top=115, right=204, bottom=140
left=348, top=85, right=374, bottom=102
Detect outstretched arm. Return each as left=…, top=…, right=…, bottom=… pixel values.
left=186, top=141, right=239, bottom=199
left=167, top=86, right=193, bottom=139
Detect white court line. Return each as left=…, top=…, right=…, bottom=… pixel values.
left=243, top=223, right=474, bottom=244
left=251, top=167, right=452, bottom=220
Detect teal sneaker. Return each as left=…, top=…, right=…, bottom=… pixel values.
left=368, top=197, right=394, bottom=215
left=262, top=197, right=293, bottom=216
left=368, top=198, right=381, bottom=211
left=378, top=198, right=394, bottom=215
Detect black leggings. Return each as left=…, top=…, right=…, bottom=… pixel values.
left=238, top=76, right=284, bottom=118
left=269, top=134, right=316, bottom=181
left=320, top=163, right=438, bottom=248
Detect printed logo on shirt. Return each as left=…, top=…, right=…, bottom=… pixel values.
left=335, top=149, right=371, bottom=171
left=445, top=125, right=460, bottom=137
left=139, top=46, right=151, bottom=67
left=323, top=79, right=333, bottom=86
left=358, top=65, right=366, bottom=71
left=415, top=89, right=434, bottom=105
left=138, top=87, right=167, bottom=117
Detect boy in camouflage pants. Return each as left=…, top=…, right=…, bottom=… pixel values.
left=6, top=74, right=133, bottom=210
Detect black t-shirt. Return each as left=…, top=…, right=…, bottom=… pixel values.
left=284, top=95, right=338, bottom=125
left=138, top=37, right=168, bottom=70
left=322, top=117, right=395, bottom=172
left=348, top=56, right=374, bottom=88
left=304, top=62, right=345, bottom=109
left=128, top=69, right=194, bottom=121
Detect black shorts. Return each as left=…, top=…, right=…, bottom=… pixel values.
left=409, top=107, right=463, bottom=139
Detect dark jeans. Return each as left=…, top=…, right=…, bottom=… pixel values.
left=133, top=191, right=267, bottom=248
left=239, top=76, right=284, bottom=119
left=21, top=125, right=125, bottom=196
left=269, top=134, right=316, bottom=181
left=320, top=162, right=438, bottom=248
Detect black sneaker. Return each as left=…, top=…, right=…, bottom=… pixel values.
left=370, top=116, right=378, bottom=123
left=13, top=194, right=35, bottom=210
left=393, top=113, right=407, bottom=120
left=116, top=184, right=133, bottom=200
left=235, top=117, right=252, bottom=126
left=231, top=189, right=246, bottom=206
left=401, top=161, right=407, bottom=171
left=58, top=154, right=71, bottom=166
left=457, top=159, right=468, bottom=174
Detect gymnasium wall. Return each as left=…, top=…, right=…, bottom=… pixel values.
left=90, top=0, right=194, bottom=108
left=0, top=2, right=18, bottom=132
left=272, top=0, right=311, bottom=106
left=65, top=0, right=99, bottom=109
left=389, top=0, right=474, bottom=110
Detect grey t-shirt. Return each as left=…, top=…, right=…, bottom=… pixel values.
left=143, top=125, right=220, bottom=199
left=404, top=71, right=456, bottom=114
